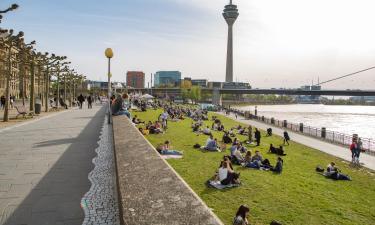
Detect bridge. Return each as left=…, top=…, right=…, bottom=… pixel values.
left=127, top=87, right=375, bottom=105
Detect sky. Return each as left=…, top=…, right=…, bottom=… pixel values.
left=1, top=0, right=375, bottom=89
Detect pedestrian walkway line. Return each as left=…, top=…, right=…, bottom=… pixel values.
left=0, top=109, right=73, bottom=134
left=218, top=112, right=375, bottom=171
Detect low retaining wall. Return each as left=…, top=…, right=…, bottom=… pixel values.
left=113, top=116, right=223, bottom=225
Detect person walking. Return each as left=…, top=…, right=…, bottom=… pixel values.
left=0, top=95, right=5, bottom=110
left=350, top=137, right=362, bottom=166
left=283, top=131, right=290, bottom=145
left=77, top=94, right=85, bottom=109
left=10, top=96, right=14, bottom=109
left=254, top=128, right=261, bottom=146
left=87, top=95, right=93, bottom=109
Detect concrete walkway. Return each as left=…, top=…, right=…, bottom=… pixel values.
left=0, top=105, right=106, bottom=225
left=219, top=112, right=375, bottom=171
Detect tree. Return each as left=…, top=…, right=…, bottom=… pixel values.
left=180, top=80, right=192, bottom=102
left=190, top=86, right=201, bottom=104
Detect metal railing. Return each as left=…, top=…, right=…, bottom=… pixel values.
left=227, top=108, right=375, bottom=155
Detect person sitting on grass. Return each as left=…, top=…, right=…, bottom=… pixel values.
left=156, top=140, right=183, bottom=155
left=203, top=126, right=212, bottom=135
left=233, top=147, right=245, bottom=165
left=218, top=124, right=225, bottom=132
left=244, top=151, right=252, bottom=165
left=146, top=121, right=153, bottom=129
left=238, top=127, right=246, bottom=135
left=229, top=128, right=236, bottom=137
left=138, top=127, right=149, bottom=135
left=223, top=156, right=234, bottom=170
left=222, top=132, right=233, bottom=144
left=245, top=151, right=264, bottom=169
left=132, top=115, right=144, bottom=124
left=217, top=161, right=241, bottom=185
left=269, top=144, right=287, bottom=156
left=238, top=142, right=247, bottom=153
left=252, top=150, right=263, bottom=163
left=233, top=137, right=239, bottom=146
left=270, top=157, right=283, bottom=174
left=230, top=144, right=238, bottom=157
left=233, top=205, right=250, bottom=225
left=204, top=135, right=220, bottom=151
left=324, top=162, right=351, bottom=181
left=212, top=122, right=218, bottom=131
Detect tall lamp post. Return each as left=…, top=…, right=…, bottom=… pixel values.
left=105, top=48, right=113, bottom=124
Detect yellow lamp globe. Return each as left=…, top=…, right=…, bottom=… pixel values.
left=105, top=48, right=114, bottom=59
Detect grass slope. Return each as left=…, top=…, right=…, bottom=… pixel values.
left=133, top=109, right=375, bottom=225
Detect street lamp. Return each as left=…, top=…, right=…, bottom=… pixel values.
left=105, top=48, right=113, bottom=124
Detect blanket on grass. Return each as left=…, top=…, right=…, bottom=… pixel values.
left=206, top=180, right=241, bottom=190
left=161, top=155, right=183, bottom=159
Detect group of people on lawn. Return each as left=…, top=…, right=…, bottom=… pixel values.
left=112, top=96, right=356, bottom=225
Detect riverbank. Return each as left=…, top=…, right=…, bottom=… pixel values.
left=133, top=108, right=375, bottom=225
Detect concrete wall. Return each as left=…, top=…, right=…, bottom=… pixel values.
left=112, top=116, right=224, bottom=225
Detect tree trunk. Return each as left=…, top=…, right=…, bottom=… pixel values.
left=45, top=66, right=50, bottom=112
left=29, top=60, right=35, bottom=112
left=3, top=43, right=12, bottom=122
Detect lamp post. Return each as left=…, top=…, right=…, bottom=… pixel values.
left=105, top=48, right=113, bottom=124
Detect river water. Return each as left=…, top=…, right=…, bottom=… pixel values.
left=236, top=104, right=375, bottom=139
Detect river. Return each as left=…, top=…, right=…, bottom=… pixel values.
left=235, top=104, right=375, bottom=139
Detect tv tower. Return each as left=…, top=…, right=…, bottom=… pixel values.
left=223, top=0, right=239, bottom=83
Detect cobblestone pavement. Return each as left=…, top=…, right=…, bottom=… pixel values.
left=219, top=112, right=375, bottom=171
left=81, top=117, right=120, bottom=225
left=0, top=105, right=106, bottom=225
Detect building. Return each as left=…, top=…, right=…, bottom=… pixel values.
left=154, top=71, right=181, bottom=87
left=126, top=71, right=145, bottom=89
left=192, top=79, right=208, bottom=88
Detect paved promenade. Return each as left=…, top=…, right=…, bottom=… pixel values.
left=219, top=112, right=375, bottom=171
left=0, top=105, right=106, bottom=225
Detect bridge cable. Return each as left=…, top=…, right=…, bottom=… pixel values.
left=318, top=66, right=375, bottom=85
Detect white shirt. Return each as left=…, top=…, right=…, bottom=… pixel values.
left=234, top=150, right=244, bottom=161
left=218, top=167, right=228, bottom=181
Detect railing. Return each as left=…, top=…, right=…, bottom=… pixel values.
left=226, top=108, right=375, bottom=155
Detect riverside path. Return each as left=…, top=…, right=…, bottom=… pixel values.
left=219, top=112, right=375, bottom=171
left=0, top=105, right=106, bottom=225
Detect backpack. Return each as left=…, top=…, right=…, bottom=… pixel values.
left=193, top=144, right=201, bottom=149
left=316, top=166, right=325, bottom=173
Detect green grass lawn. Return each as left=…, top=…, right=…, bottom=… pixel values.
left=133, top=109, right=375, bottom=225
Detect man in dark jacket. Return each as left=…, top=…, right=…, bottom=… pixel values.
left=77, top=94, right=85, bottom=109
left=254, top=128, right=261, bottom=146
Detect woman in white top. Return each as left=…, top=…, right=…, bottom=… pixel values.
left=218, top=161, right=229, bottom=182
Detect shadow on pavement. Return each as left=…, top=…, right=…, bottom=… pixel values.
left=3, top=106, right=106, bottom=225
left=33, top=138, right=77, bottom=148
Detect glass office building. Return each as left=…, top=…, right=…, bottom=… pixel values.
left=154, top=71, right=181, bottom=87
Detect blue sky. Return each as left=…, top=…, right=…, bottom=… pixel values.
left=2, top=0, right=375, bottom=89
